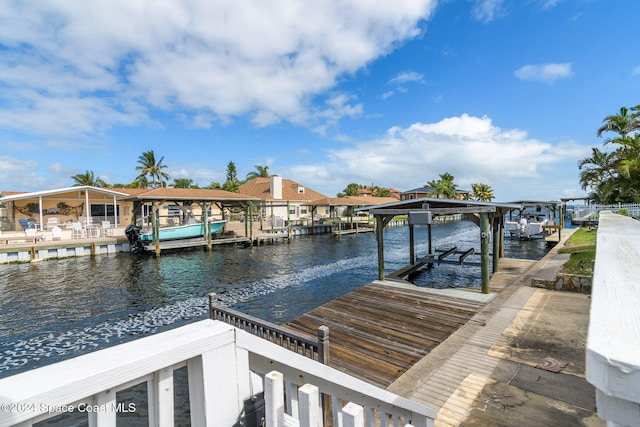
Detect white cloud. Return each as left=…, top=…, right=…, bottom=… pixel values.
left=388, top=72, right=425, bottom=85
left=471, top=0, right=506, bottom=23
left=0, top=0, right=436, bottom=138
left=538, top=0, right=564, bottom=10
left=289, top=114, right=588, bottom=200
left=514, top=63, right=574, bottom=84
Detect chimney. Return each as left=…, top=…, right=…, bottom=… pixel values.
left=270, top=176, right=282, bottom=199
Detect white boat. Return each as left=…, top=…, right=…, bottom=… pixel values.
left=505, top=213, right=549, bottom=239
left=138, top=219, right=227, bottom=242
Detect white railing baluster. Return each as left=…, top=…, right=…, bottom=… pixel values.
left=343, top=402, right=364, bottom=427
left=89, top=389, right=116, bottom=427
left=298, top=383, right=321, bottom=427
left=265, top=371, right=285, bottom=427
left=149, top=366, right=174, bottom=426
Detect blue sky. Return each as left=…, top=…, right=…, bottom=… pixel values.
left=1, top=0, right=638, bottom=201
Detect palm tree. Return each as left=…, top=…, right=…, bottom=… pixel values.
left=578, top=148, right=617, bottom=193
left=135, top=150, right=170, bottom=189
left=582, top=104, right=640, bottom=203
left=246, top=165, right=270, bottom=180
left=71, top=170, right=107, bottom=187
left=205, top=181, right=222, bottom=190
left=171, top=178, right=198, bottom=189
left=338, top=183, right=362, bottom=197
left=471, top=183, right=494, bottom=201
left=427, top=173, right=458, bottom=199
left=597, top=105, right=640, bottom=141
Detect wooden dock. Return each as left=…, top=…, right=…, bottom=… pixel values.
left=284, top=258, right=536, bottom=388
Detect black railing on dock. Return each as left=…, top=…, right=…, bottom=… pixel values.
left=209, top=293, right=329, bottom=364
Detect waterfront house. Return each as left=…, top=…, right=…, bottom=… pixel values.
left=239, top=176, right=329, bottom=226
left=0, top=186, right=132, bottom=233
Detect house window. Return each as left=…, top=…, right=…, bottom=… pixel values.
left=90, top=204, right=120, bottom=223
left=297, top=187, right=305, bottom=194
left=289, top=208, right=296, bottom=215
left=167, top=204, right=181, bottom=218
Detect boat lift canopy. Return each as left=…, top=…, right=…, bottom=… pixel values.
left=356, top=198, right=521, bottom=294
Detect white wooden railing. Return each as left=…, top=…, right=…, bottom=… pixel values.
left=264, top=370, right=416, bottom=427
left=586, top=211, right=640, bottom=426
left=0, top=319, right=435, bottom=427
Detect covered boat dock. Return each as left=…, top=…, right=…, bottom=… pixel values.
left=356, top=198, right=522, bottom=294
left=302, top=195, right=398, bottom=235
left=119, top=188, right=261, bottom=255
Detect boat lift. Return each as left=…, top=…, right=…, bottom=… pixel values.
left=358, top=198, right=522, bottom=294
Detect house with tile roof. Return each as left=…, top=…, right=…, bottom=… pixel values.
left=239, top=176, right=330, bottom=225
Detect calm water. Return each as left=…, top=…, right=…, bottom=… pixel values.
left=0, top=220, right=549, bottom=378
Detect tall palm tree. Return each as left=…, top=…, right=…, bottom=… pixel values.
left=135, top=150, right=170, bottom=189
left=471, top=183, right=494, bottom=201
left=597, top=105, right=640, bottom=140
left=71, top=170, right=107, bottom=187
left=246, top=165, right=270, bottom=180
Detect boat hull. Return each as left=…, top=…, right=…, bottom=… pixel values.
left=505, top=217, right=549, bottom=239
left=139, top=220, right=227, bottom=242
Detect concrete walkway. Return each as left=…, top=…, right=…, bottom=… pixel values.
left=388, top=229, right=605, bottom=426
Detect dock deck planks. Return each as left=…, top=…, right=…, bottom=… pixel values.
left=284, top=258, right=536, bottom=388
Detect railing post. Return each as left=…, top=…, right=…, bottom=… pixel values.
left=342, top=402, right=364, bottom=427
left=317, top=325, right=329, bottom=365
left=265, top=371, right=285, bottom=427
left=208, top=292, right=217, bottom=320
left=298, top=383, right=321, bottom=427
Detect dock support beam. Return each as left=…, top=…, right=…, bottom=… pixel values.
left=492, top=215, right=501, bottom=273
left=409, top=224, right=415, bottom=265
left=376, top=216, right=385, bottom=280
left=480, top=212, right=490, bottom=294
left=152, top=201, right=160, bottom=257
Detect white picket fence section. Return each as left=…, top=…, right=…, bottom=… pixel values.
left=573, top=203, right=640, bottom=220
left=0, top=319, right=435, bottom=427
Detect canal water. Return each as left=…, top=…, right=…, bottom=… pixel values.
left=0, top=220, right=549, bottom=379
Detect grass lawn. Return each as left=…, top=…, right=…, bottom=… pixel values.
left=559, top=227, right=597, bottom=275
left=564, top=227, right=597, bottom=246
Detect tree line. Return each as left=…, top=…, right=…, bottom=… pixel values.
left=337, top=173, right=494, bottom=201
left=71, top=152, right=268, bottom=193
left=71, top=151, right=495, bottom=201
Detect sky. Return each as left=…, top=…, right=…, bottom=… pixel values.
left=1, top=0, right=639, bottom=202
